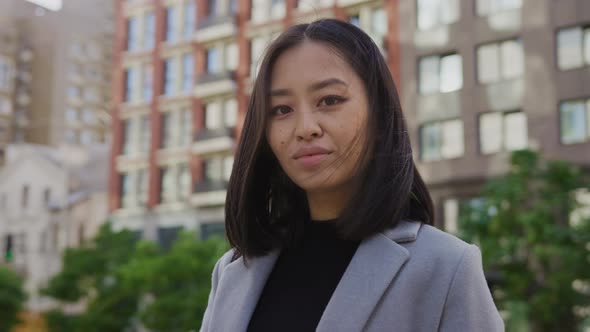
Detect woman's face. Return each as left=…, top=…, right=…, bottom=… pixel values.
left=266, top=41, right=369, bottom=195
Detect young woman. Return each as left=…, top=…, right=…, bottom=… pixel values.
left=200, top=19, right=504, bottom=332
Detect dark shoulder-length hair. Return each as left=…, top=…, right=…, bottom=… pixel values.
left=225, top=18, right=434, bottom=260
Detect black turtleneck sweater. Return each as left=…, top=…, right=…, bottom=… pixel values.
left=247, top=220, right=360, bottom=332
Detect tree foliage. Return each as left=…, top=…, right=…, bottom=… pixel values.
left=0, top=266, right=27, bottom=332
left=43, top=223, right=228, bottom=332
left=460, top=150, right=590, bottom=331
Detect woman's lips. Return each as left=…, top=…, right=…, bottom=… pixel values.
left=294, top=153, right=330, bottom=169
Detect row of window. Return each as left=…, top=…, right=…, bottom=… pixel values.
left=119, top=154, right=233, bottom=208
left=0, top=186, right=51, bottom=211
left=126, top=0, right=235, bottom=52
left=419, top=39, right=522, bottom=94
left=64, top=129, right=104, bottom=145
left=67, top=86, right=104, bottom=103
left=124, top=43, right=239, bottom=102
left=0, top=56, right=13, bottom=92
left=420, top=99, right=590, bottom=162
left=419, top=24, right=590, bottom=95
left=121, top=100, right=237, bottom=155
left=417, top=0, right=522, bottom=31
left=65, top=108, right=99, bottom=125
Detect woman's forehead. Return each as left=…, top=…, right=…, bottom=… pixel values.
left=270, top=41, right=358, bottom=90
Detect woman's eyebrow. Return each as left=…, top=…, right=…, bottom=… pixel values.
left=269, top=78, right=349, bottom=97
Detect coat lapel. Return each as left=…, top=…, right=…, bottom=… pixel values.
left=211, top=250, right=280, bottom=332
left=316, top=220, right=422, bottom=332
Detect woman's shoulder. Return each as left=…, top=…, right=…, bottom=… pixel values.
left=386, top=220, right=478, bottom=266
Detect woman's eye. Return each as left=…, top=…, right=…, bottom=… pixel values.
left=271, top=106, right=293, bottom=116
left=318, top=96, right=345, bottom=107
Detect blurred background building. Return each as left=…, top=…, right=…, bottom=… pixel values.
left=109, top=0, right=590, bottom=243
left=109, top=0, right=393, bottom=244
left=0, top=143, right=109, bottom=311
left=0, top=0, right=114, bottom=313
left=0, top=0, right=114, bottom=164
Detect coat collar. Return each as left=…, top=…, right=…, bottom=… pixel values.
left=210, top=220, right=422, bottom=332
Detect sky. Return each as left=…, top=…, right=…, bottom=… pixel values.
left=25, top=0, right=63, bottom=11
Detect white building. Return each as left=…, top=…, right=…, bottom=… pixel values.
left=0, top=143, right=109, bottom=311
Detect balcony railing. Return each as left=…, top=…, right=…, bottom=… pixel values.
left=194, top=127, right=234, bottom=142
left=194, top=180, right=228, bottom=193
left=197, top=15, right=235, bottom=30
left=196, top=71, right=235, bottom=85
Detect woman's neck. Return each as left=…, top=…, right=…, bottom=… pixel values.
left=306, top=188, right=353, bottom=221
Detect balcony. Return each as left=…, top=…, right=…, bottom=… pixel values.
left=417, top=90, right=461, bottom=123
left=195, top=15, right=237, bottom=44
left=192, top=127, right=235, bottom=155
left=194, top=71, right=236, bottom=98
left=191, top=180, right=228, bottom=207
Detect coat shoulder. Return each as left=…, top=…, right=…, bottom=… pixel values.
left=405, top=223, right=476, bottom=268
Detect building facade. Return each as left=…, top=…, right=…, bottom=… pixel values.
left=0, top=0, right=114, bottom=160
left=398, top=0, right=590, bottom=231
left=110, top=0, right=394, bottom=242
left=110, top=0, right=590, bottom=240
left=0, top=143, right=110, bottom=311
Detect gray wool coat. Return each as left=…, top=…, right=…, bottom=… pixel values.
left=200, top=220, right=505, bottom=332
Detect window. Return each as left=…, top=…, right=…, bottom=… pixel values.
left=477, top=39, right=523, bottom=83
left=270, top=0, right=286, bottom=19
left=82, top=109, right=95, bottom=124
left=419, top=53, right=463, bottom=94
left=137, top=168, right=148, bottom=206
left=84, top=87, right=100, bottom=102
left=560, top=99, right=590, bottom=145
left=557, top=26, right=590, bottom=70
left=142, top=64, right=153, bottom=101
left=205, top=99, right=237, bottom=129
left=182, top=54, right=193, bottom=93
left=127, top=16, right=140, bottom=51
left=166, top=6, right=178, bottom=42
left=225, top=42, right=239, bottom=71
left=122, top=119, right=133, bottom=154
left=180, top=108, right=193, bottom=146
left=0, top=97, right=12, bottom=115
left=43, top=188, right=51, bottom=207
left=21, top=185, right=29, bottom=209
left=0, top=194, right=6, bottom=210
left=161, top=112, right=173, bottom=148
left=120, top=172, right=133, bottom=208
left=207, top=0, right=217, bottom=16
left=163, top=58, right=175, bottom=96
left=125, top=67, right=137, bottom=102
left=476, top=0, right=522, bottom=16
left=371, top=8, right=387, bottom=50
left=204, top=156, right=233, bottom=182
left=178, top=164, right=191, bottom=200
left=144, top=12, right=156, bottom=50
left=479, top=111, right=527, bottom=154
left=68, top=86, right=81, bottom=99
left=65, top=130, right=77, bottom=144
left=80, top=130, right=95, bottom=145
left=206, top=47, right=221, bottom=74
left=140, top=115, right=151, bottom=153
left=0, top=56, right=13, bottom=91
left=250, top=36, right=267, bottom=78
left=417, top=0, right=460, bottom=31
left=66, top=108, right=78, bottom=124
left=349, top=14, right=360, bottom=27
left=184, top=1, right=195, bottom=39
left=160, top=166, right=175, bottom=203
left=420, top=119, right=464, bottom=161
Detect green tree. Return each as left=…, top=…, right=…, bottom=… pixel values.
left=119, top=233, right=229, bottom=332
left=0, top=266, right=27, bottom=332
left=43, top=222, right=229, bottom=332
left=460, top=150, right=590, bottom=332
left=42, top=223, right=140, bottom=332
